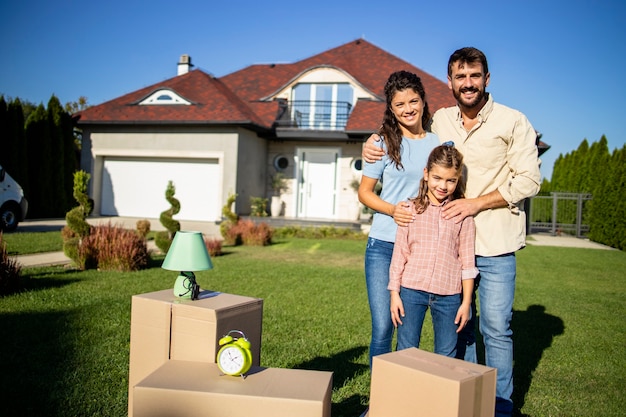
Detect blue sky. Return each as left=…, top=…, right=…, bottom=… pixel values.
left=1, top=0, right=624, bottom=181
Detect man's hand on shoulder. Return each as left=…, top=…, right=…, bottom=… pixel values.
left=441, top=198, right=481, bottom=223
left=362, top=134, right=384, bottom=163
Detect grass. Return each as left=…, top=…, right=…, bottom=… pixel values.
left=0, top=235, right=625, bottom=417
left=2, top=230, right=64, bottom=254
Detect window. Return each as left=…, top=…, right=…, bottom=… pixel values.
left=291, top=83, right=353, bottom=130
left=274, top=155, right=289, bottom=171
left=351, top=158, right=363, bottom=174
left=139, top=89, right=191, bottom=105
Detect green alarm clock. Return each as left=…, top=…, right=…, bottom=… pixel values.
left=216, top=330, right=253, bottom=377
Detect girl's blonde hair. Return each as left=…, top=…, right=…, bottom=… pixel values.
left=412, top=143, right=465, bottom=214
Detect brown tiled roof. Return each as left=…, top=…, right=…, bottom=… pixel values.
left=221, top=38, right=456, bottom=132
left=77, top=38, right=456, bottom=132
left=77, top=70, right=269, bottom=126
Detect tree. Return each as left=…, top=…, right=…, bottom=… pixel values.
left=47, top=95, right=69, bottom=215
left=64, top=96, right=89, bottom=150
left=25, top=104, right=52, bottom=218
left=8, top=99, right=29, bottom=190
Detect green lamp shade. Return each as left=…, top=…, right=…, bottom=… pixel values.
left=162, top=231, right=213, bottom=299
left=161, top=231, right=213, bottom=272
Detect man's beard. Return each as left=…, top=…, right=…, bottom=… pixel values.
left=453, top=87, right=485, bottom=109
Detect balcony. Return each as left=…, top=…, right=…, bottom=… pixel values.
left=275, top=100, right=352, bottom=131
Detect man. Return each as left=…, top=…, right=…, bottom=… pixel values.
left=362, top=47, right=541, bottom=417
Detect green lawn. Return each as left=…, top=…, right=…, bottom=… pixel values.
left=2, top=230, right=64, bottom=254
left=0, top=236, right=624, bottom=417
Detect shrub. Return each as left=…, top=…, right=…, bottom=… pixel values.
left=79, top=223, right=150, bottom=271
left=222, top=223, right=243, bottom=247
left=239, top=219, right=273, bottom=246
left=155, top=181, right=181, bottom=253
left=136, top=219, right=151, bottom=239
left=273, top=225, right=367, bottom=240
left=63, top=171, right=93, bottom=266
left=204, top=237, right=223, bottom=257
left=250, top=196, right=268, bottom=217
left=220, top=219, right=273, bottom=247
left=271, top=172, right=289, bottom=195
left=220, top=193, right=240, bottom=245
left=0, top=232, right=21, bottom=296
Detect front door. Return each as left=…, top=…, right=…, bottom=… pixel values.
left=296, top=147, right=339, bottom=219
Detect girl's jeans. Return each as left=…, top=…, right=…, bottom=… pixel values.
left=364, top=237, right=395, bottom=368
left=396, top=287, right=461, bottom=357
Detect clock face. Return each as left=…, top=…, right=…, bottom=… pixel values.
left=217, top=345, right=246, bottom=375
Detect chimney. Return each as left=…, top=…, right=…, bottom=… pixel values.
left=177, top=54, right=193, bottom=75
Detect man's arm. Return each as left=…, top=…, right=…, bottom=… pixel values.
left=497, top=113, right=542, bottom=205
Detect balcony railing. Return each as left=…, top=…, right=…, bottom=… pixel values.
left=275, top=100, right=352, bottom=131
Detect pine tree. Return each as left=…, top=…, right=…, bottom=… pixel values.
left=0, top=97, right=8, bottom=168
left=7, top=99, right=28, bottom=191
left=25, top=104, right=52, bottom=218
left=47, top=96, right=68, bottom=216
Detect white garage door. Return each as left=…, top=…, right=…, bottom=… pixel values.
left=101, top=158, right=222, bottom=221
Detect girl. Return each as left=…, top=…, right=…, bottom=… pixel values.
left=388, top=143, right=478, bottom=358
left=358, top=70, right=440, bottom=368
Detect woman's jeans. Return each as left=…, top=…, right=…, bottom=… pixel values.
left=457, top=253, right=516, bottom=417
left=396, top=287, right=460, bottom=357
left=364, top=237, right=395, bottom=368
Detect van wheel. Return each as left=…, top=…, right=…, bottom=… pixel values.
left=0, top=203, right=19, bottom=232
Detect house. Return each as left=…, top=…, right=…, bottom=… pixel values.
left=76, top=39, right=548, bottom=223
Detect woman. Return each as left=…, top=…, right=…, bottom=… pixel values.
left=358, top=70, right=439, bottom=368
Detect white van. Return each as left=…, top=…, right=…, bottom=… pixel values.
left=0, top=164, right=28, bottom=231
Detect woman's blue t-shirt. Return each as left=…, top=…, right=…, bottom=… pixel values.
left=362, top=133, right=440, bottom=243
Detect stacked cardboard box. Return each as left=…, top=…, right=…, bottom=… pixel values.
left=369, top=348, right=497, bottom=417
left=128, top=289, right=333, bottom=417
left=133, top=361, right=333, bottom=417
left=128, top=289, right=263, bottom=417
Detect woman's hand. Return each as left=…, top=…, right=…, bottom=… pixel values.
left=392, top=200, right=415, bottom=227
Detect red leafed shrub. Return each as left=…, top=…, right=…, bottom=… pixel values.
left=0, top=232, right=21, bottom=295
left=79, top=223, right=150, bottom=271
left=239, top=220, right=273, bottom=246
left=221, top=219, right=274, bottom=247
left=222, top=221, right=243, bottom=246
left=204, top=237, right=223, bottom=257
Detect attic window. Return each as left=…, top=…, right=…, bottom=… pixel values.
left=139, top=90, right=191, bottom=105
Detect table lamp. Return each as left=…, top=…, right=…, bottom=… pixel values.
left=161, top=231, right=213, bottom=300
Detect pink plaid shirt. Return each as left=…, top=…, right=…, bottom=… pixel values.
left=388, top=200, right=478, bottom=295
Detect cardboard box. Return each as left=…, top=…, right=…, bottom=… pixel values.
left=128, top=289, right=263, bottom=417
left=133, top=360, right=333, bottom=417
left=170, top=293, right=263, bottom=364
left=369, top=348, right=496, bottom=417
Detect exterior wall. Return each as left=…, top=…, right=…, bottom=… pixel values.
left=234, top=128, right=268, bottom=216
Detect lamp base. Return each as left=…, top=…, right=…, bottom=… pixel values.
left=173, top=272, right=199, bottom=300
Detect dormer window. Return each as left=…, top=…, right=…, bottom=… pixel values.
left=139, top=89, right=191, bottom=105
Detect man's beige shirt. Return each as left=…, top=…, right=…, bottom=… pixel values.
left=431, top=94, right=541, bottom=256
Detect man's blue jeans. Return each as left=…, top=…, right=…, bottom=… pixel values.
left=364, top=237, right=395, bottom=368
left=396, top=287, right=461, bottom=357
left=457, top=253, right=516, bottom=417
